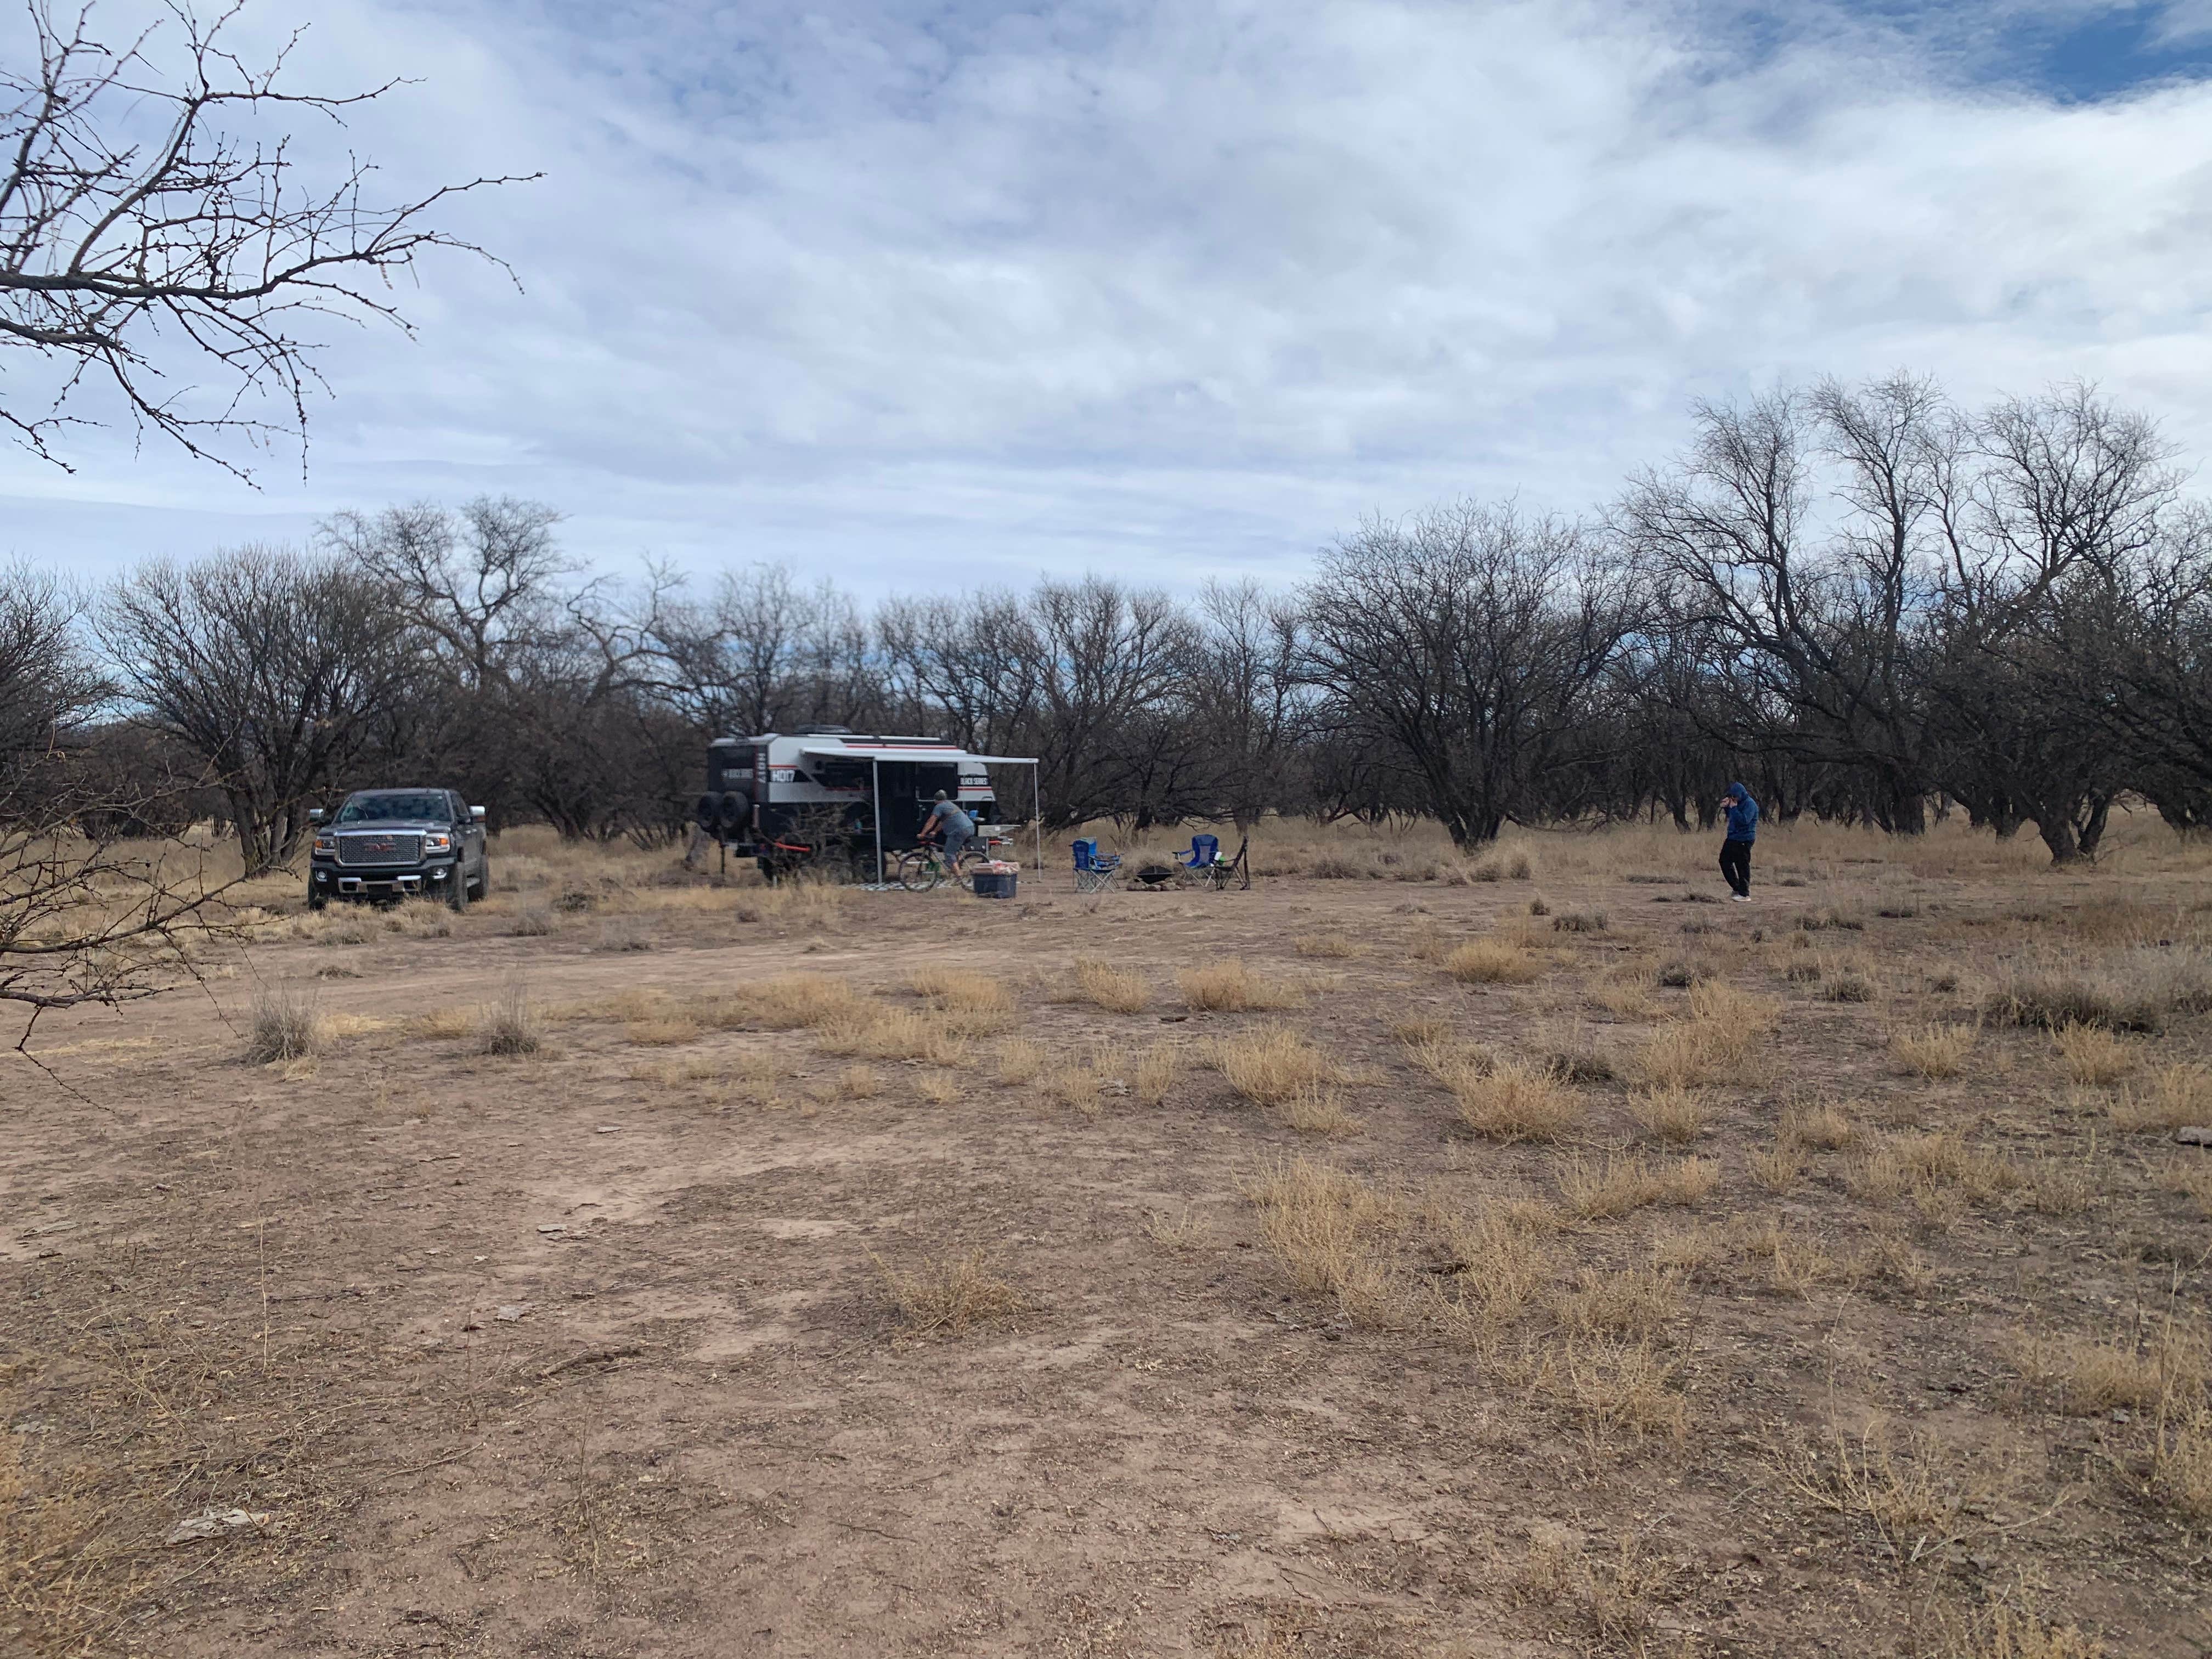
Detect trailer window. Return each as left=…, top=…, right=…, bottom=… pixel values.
left=814, top=759, right=872, bottom=790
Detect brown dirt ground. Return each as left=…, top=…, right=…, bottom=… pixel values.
left=5, top=825, right=2211, bottom=1657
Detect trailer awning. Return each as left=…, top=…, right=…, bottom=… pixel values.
left=798, top=746, right=1036, bottom=765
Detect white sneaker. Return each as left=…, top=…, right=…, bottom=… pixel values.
left=1730, top=894, right=1751, bottom=902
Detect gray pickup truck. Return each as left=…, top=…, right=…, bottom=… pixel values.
left=307, top=788, right=489, bottom=911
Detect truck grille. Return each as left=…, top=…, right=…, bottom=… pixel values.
left=336, top=832, right=423, bottom=867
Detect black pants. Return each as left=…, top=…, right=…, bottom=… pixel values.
left=1720, top=838, right=1752, bottom=898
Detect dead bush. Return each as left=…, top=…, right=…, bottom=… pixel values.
left=480, top=981, right=543, bottom=1055
left=872, top=1248, right=1023, bottom=1335
left=719, top=973, right=860, bottom=1030
left=1453, top=1057, right=1582, bottom=1143
left=1628, top=1085, right=1706, bottom=1144
left=1178, top=959, right=1301, bottom=1012
left=1892, top=1022, right=1975, bottom=1078
left=1283, top=1084, right=1363, bottom=1137
left=2111, top=1062, right=2212, bottom=1131
left=1211, top=1025, right=1333, bottom=1104
left=1245, top=1158, right=1409, bottom=1325
left=1075, top=958, right=1150, bottom=1013
left=245, top=985, right=325, bottom=1063
left=2052, top=1022, right=2137, bottom=1085
left=1444, top=940, right=1543, bottom=985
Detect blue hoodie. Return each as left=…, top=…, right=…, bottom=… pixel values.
left=1724, top=785, right=1759, bottom=843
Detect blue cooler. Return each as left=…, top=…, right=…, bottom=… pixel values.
left=972, top=868, right=1019, bottom=899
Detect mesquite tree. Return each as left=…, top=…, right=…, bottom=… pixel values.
left=0, top=0, right=528, bottom=472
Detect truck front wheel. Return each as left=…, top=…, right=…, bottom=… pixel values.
left=446, top=867, right=470, bottom=912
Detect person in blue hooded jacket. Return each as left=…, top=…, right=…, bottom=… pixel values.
left=1719, top=783, right=1758, bottom=901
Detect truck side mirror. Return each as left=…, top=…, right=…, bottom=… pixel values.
left=470, top=805, right=487, bottom=822
left=307, top=808, right=324, bottom=824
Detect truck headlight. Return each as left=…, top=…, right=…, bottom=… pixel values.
left=313, top=836, right=335, bottom=856
left=423, top=832, right=452, bottom=853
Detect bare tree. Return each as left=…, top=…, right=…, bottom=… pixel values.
left=1, top=569, right=245, bottom=1047
left=1, top=0, right=531, bottom=473
left=321, top=496, right=571, bottom=819
left=1197, top=578, right=1308, bottom=827
left=97, top=545, right=424, bottom=874
left=1623, top=379, right=1943, bottom=832
left=1305, top=503, right=1635, bottom=848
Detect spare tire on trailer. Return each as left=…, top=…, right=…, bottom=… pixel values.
left=693, top=793, right=720, bottom=831
left=716, top=788, right=753, bottom=837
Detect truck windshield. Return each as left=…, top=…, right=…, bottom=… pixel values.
left=335, top=793, right=448, bottom=823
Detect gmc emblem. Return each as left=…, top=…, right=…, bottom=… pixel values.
left=366, top=838, right=395, bottom=854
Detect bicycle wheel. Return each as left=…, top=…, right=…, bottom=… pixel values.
left=896, top=850, right=941, bottom=893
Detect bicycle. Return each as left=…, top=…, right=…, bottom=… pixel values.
left=894, top=835, right=1010, bottom=893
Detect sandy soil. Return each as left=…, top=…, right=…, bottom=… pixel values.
left=5, top=831, right=2211, bottom=1657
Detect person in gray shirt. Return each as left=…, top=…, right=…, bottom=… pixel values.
left=921, top=791, right=974, bottom=870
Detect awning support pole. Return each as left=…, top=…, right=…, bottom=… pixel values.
left=1034, top=767, right=1042, bottom=873
left=872, top=758, right=884, bottom=885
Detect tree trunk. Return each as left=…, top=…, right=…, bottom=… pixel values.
left=2034, top=814, right=2083, bottom=865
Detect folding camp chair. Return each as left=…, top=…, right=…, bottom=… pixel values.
left=1072, top=838, right=1122, bottom=894
left=1171, top=833, right=1224, bottom=889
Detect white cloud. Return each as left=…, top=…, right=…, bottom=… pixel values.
left=7, top=0, right=2212, bottom=592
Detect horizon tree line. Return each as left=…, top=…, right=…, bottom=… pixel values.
left=4, top=375, right=2210, bottom=882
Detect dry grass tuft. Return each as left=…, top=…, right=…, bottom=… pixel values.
left=1987, top=947, right=2212, bottom=1034
left=1892, top=1022, right=1976, bottom=1077
left=245, top=985, right=326, bottom=1063
left=1436, top=1209, right=1556, bottom=1330
left=816, top=1007, right=970, bottom=1067
left=2154, top=1403, right=2212, bottom=1522
left=1628, top=1085, right=1707, bottom=1144
left=2111, top=1062, right=2212, bottom=1131
left=1388, top=1013, right=1453, bottom=1048
left=836, top=1063, right=883, bottom=1100
left=1444, top=939, right=1543, bottom=985
left=1590, top=974, right=1663, bottom=1020
left=2013, top=1322, right=2207, bottom=1414
left=1133, top=1044, right=1180, bottom=1105
left=1453, top=1057, right=1582, bottom=1143
left=1775, top=1419, right=1982, bottom=1566
left=1936, top=1604, right=2107, bottom=1659
left=1539, top=1336, right=1689, bottom=1441
left=1178, top=958, right=1302, bottom=1012
left=1635, top=981, right=1778, bottom=1088
left=1282, top=1084, right=1363, bottom=1137
left=1293, top=932, right=1363, bottom=959
left=1075, top=958, right=1150, bottom=1013
left=1245, top=1158, right=1409, bottom=1325
left=1556, top=1266, right=1684, bottom=1339
left=510, top=903, right=557, bottom=937
left=996, top=1037, right=1047, bottom=1086
left=479, top=981, right=543, bottom=1055
left=2052, top=1022, right=2137, bottom=1085
left=624, top=1014, right=701, bottom=1046
left=1144, top=1204, right=1214, bottom=1251
left=721, top=973, right=860, bottom=1030
left=1551, top=910, right=1609, bottom=934
left=411, top=1006, right=476, bottom=1040
left=1736, top=1217, right=1847, bottom=1297
left=909, top=967, right=1014, bottom=1015
left=1211, top=1025, right=1334, bottom=1105
left=1748, top=1141, right=1804, bottom=1193
left=1781, top=1099, right=1857, bottom=1150
left=872, top=1248, right=1023, bottom=1335
left=1557, top=1153, right=1714, bottom=1218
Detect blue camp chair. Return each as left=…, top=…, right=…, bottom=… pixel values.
left=1175, top=834, right=1220, bottom=871
left=1072, top=838, right=1122, bottom=894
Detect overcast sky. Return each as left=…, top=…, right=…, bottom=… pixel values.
left=5, top=0, right=2211, bottom=594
